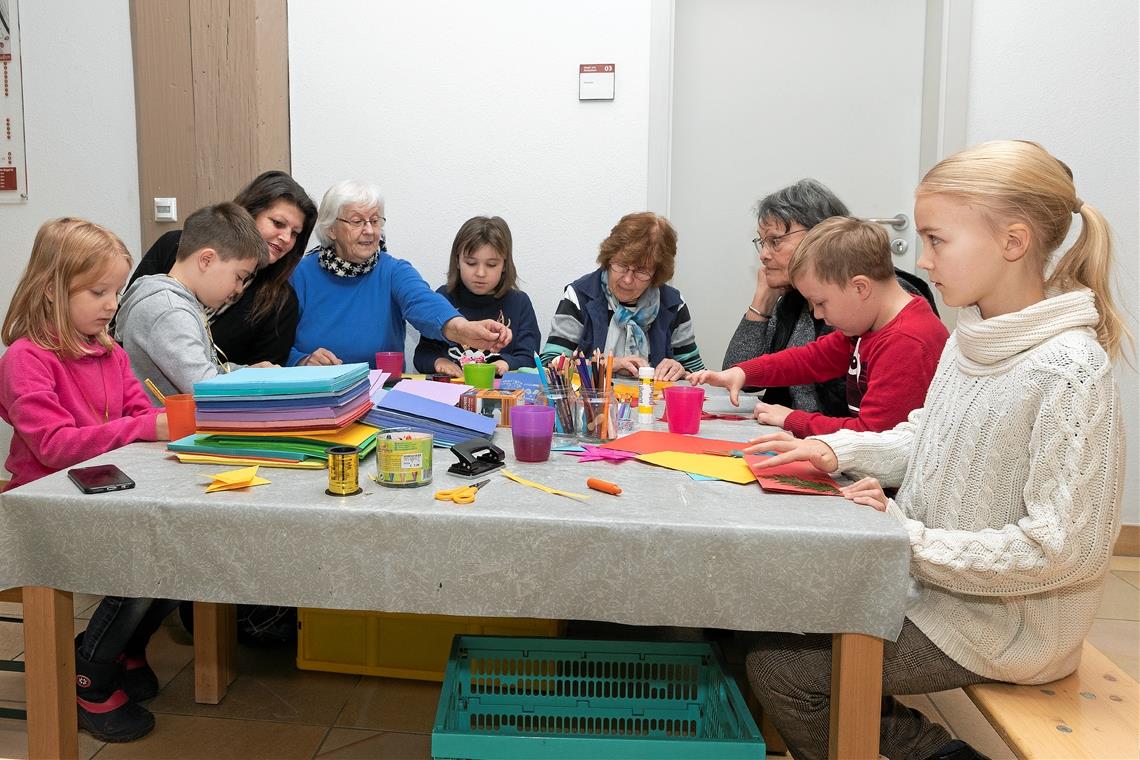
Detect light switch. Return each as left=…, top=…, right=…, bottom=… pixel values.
left=579, top=63, right=615, bottom=101
left=154, top=197, right=177, bottom=222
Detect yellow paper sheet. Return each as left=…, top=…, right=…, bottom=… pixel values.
left=174, top=453, right=326, bottom=470
left=194, top=422, right=378, bottom=446
left=500, top=469, right=590, bottom=502
left=636, top=451, right=756, bottom=484
left=204, top=466, right=271, bottom=493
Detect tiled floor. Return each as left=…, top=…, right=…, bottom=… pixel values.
left=0, top=556, right=1136, bottom=760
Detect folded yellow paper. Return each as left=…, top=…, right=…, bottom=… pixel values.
left=204, top=465, right=271, bottom=493
left=174, top=453, right=325, bottom=470
left=636, top=451, right=756, bottom=484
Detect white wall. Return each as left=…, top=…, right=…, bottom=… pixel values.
left=0, top=0, right=140, bottom=475
left=966, top=0, right=1139, bottom=524
left=287, top=0, right=654, bottom=353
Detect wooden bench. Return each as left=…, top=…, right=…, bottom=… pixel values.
left=965, top=642, right=1139, bottom=759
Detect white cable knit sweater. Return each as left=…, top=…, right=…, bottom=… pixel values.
left=820, top=288, right=1123, bottom=684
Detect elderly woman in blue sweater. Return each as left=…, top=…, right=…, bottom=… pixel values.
left=289, top=180, right=511, bottom=367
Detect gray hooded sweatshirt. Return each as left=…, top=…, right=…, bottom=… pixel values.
left=115, top=274, right=239, bottom=401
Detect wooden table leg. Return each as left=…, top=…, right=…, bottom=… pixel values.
left=23, top=586, right=78, bottom=760
left=829, top=632, right=884, bottom=760
left=192, top=601, right=236, bottom=704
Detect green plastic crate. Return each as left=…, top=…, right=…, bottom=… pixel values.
left=431, top=636, right=764, bottom=759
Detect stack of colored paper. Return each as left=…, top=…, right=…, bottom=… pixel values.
left=363, top=388, right=496, bottom=447
left=167, top=364, right=381, bottom=467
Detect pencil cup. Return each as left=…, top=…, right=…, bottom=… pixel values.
left=510, top=405, right=555, bottom=463
left=463, top=362, right=496, bottom=389
left=165, top=394, right=197, bottom=440
left=663, top=386, right=704, bottom=435
left=374, top=351, right=404, bottom=379
left=575, top=390, right=615, bottom=444
left=540, top=390, right=577, bottom=447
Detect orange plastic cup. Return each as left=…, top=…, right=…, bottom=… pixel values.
left=165, top=394, right=197, bottom=440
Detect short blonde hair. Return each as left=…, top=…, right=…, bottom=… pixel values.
left=596, top=212, right=677, bottom=287
left=787, top=216, right=894, bottom=287
left=2, top=218, right=132, bottom=358
left=918, top=139, right=1130, bottom=360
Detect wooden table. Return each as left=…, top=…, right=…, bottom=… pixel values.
left=5, top=419, right=909, bottom=759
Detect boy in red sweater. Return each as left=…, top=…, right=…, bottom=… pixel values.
left=690, top=217, right=948, bottom=435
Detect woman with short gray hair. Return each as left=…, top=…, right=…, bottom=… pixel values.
left=288, top=180, right=512, bottom=366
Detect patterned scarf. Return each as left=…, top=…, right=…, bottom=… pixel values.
left=317, top=245, right=379, bottom=278
left=601, top=270, right=659, bottom=360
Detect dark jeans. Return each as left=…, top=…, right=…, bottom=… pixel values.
left=78, top=596, right=179, bottom=664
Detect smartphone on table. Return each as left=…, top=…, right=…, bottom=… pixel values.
left=67, top=464, right=136, bottom=494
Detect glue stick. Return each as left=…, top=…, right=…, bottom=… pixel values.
left=638, top=366, right=655, bottom=425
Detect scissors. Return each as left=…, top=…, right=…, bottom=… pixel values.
left=434, top=479, right=490, bottom=504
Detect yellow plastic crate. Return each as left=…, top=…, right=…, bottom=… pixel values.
left=296, top=609, right=564, bottom=682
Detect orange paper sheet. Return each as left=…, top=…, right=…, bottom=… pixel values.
left=744, top=454, right=843, bottom=496
left=601, top=430, right=747, bottom=456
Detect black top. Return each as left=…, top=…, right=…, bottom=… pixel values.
left=127, top=230, right=300, bottom=366
left=413, top=281, right=542, bottom=373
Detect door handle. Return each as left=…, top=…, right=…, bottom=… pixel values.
left=866, top=213, right=909, bottom=231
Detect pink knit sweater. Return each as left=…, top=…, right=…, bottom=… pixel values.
left=0, top=338, right=160, bottom=490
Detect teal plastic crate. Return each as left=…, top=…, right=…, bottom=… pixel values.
left=431, top=636, right=764, bottom=759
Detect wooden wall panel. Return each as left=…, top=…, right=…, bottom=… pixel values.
left=131, top=0, right=289, bottom=252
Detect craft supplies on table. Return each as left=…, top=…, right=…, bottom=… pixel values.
left=446, top=438, right=506, bottom=478
left=296, top=611, right=563, bottom=683
left=509, top=405, right=555, bottom=462
left=586, top=477, right=621, bottom=495
left=375, top=431, right=434, bottom=488
left=433, top=479, right=489, bottom=505
left=326, top=445, right=362, bottom=496
left=500, top=469, right=590, bottom=501
left=458, top=388, right=524, bottom=428
left=431, top=636, right=765, bottom=759
left=365, top=389, right=497, bottom=447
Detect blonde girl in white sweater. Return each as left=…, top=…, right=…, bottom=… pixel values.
left=745, top=140, right=1127, bottom=760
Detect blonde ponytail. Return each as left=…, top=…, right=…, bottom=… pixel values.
left=919, top=140, right=1133, bottom=362
left=1048, top=201, right=1131, bottom=361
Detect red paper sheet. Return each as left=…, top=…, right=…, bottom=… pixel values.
left=601, top=430, right=748, bottom=456
left=744, top=454, right=843, bottom=496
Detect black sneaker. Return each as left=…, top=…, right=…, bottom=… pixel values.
left=77, top=687, right=155, bottom=743
left=118, top=653, right=160, bottom=702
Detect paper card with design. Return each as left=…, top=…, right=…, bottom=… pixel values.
left=563, top=445, right=639, bottom=463
left=744, top=454, right=843, bottom=496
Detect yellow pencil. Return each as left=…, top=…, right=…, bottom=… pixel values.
left=144, top=378, right=167, bottom=405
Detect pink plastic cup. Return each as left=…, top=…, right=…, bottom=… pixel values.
left=663, top=386, right=704, bottom=435
left=374, top=351, right=404, bottom=379
left=510, top=404, right=555, bottom=463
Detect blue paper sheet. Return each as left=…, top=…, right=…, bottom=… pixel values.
left=193, top=363, right=370, bottom=397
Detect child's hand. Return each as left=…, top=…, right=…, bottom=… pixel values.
left=434, top=358, right=463, bottom=378
left=753, top=401, right=792, bottom=429
left=614, top=355, right=649, bottom=377
left=688, top=367, right=746, bottom=406
left=744, top=433, right=838, bottom=473
left=155, top=413, right=170, bottom=441
left=840, top=477, right=888, bottom=511
left=655, top=358, right=686, bottom=381
left=492, top=359, right=510, bottom=377
left=301, top=347, right=342, bottom=366
left=250, top=361, right=278, bottom=368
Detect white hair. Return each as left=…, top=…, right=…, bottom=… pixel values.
left=314, top=180, right=386, bottom=247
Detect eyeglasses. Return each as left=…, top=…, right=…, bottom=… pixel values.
left=337, top=216, right=385, bottom=231
left=752, top=227, right=808, bottom=254
left=610, top=262, right=654, bottom=282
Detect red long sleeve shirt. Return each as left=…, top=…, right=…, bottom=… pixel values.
left=734, top=296, right=948, bottom=436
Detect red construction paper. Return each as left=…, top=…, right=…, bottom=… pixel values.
left=601, top=430, right=748, bottom=456
left=744, top=454, right=843, bottom=496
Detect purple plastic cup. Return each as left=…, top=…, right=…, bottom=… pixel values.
left=663, top=386, right=705, bottom=435
left=511, top=404, right=555, bottom=462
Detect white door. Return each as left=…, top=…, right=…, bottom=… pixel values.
left=668, top=0, right=930, bottom=369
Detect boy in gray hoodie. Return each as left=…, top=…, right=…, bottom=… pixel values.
left=117, top=202, right=269, bottom=400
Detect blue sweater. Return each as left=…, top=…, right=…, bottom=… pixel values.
left=288, top=251, right=460, bottom=367
left=413, top=282, right=541, bottom=373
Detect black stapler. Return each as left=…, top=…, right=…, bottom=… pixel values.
left=447, top=438, right=506, bottom=478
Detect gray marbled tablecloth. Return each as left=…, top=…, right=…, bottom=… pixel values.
left=0, top=390, right=911, bottom=639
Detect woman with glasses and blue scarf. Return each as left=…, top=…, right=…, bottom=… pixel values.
left=540, top=212, right=705, bottom=380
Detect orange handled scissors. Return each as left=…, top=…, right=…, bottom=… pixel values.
left=434, top=479, right=490, bottom=505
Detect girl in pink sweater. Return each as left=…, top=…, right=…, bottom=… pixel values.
left=0, top=218, right=174, bottom=742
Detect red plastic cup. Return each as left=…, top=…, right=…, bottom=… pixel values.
left=511, top=404, right=555, bottom=462
left=165, top=394, right=197, bottom=440
left=374, top=351, right=404, bottom=378
left=662, top=386, right=704, bottom=435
